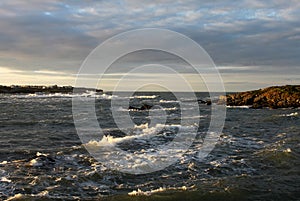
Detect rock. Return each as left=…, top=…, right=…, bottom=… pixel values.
left=206, top=99, right=212, bottom=105
left=218, top=85, right=300, bottom=109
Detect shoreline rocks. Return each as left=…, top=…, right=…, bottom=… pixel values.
left=0, top=85, right=103, bottom=94
left=219, top=85, right=300, bottom=109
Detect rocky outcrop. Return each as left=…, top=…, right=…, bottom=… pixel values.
left=0, top=85, right=103, bottom=94
left=219, top=85, right=300, bottom=109
left=198, top=99, right=212, bottom=105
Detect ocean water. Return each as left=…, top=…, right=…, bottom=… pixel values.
left=0, top=92, right=299, bottom=201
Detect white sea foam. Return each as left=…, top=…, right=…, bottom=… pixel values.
left=134, top=122, right=150, bottom=130
left=86, top=123, right=182, bottom=147
left=37, top=190, right=49, bottom=196
left=36, top=152, right=49, bottom=157
left=6, top=193, right=23, bottom=201
left=11, top=91, right=119, bottom=100
left=163, top=107, right=178, bottom=111
left=84, top=122, right=198, bottom=174
left=25, top=152, right=53, bottom=167
left=131, top=95, right=157, bottom=99
left=0, top=160, right=8, bottom=165
left=119, top=106, right=178, bottom=111
left=27, top=159, right=43, bottom=167
left=279, top=112, right=298, bottom=117
left=1, top=177, right=11, bottom=183
left=159, top=100, right=179, bottom=103
left=226, top=105, right=250, bottom=109
left=128, top=186, right=191, bottom=196
left=180, top=115, right=207, bottom=119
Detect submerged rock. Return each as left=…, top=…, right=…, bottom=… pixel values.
left=219, top=85, right=300, bottom=109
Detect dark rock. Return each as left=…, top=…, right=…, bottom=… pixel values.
left=206, top=99, right=212, bottom=105
left=197, top=99, right=212, bottom=105
left=218, top=85, right=300, bottom=109
left=95, top=89, right=103, bottom=93
left=197, top=99, right=206, bottom=104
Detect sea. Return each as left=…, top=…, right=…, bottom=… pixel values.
left=0, top=91, right=299, bottom=201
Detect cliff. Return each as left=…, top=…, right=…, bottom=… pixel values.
left=219, top=85, right=300, bottom=109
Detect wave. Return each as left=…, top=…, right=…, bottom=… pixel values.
left=128, top=186, right=193, bottom=196
left=118, top=106, right=178, bottom=112
left=0, top=176, right=11, bottom=183
left=159, top=107, right=177, bottom=111
left=85, top=123, right=186, bottom=147
left=159, top=100, right=179, bottom=103
left=10, top=92, right=160, bottom=100
left=131, top=95, right=157, bottom=99
left=180, top=115, right=207, bottom=119
left=279, top=112, right=298, bottom=117
left=226, top=105, right=250, bottom=109
left=11, top=91, right=118, bottom=100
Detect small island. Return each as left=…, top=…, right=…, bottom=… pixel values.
left=0, top=85, right=103, bottom=94
left=219, top=85, right=300, bottom=109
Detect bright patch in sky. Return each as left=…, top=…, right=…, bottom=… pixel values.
left=0, top=0, right=299, bottom=91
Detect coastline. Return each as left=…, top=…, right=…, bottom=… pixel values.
left=2, top=84, right=300, bottom=109
left=219, top=85, right=300, bottom=109
left=0, top=85, right=103, bottom=94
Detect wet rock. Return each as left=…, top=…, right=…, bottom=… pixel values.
left=218, top=85, right=300, bottom=109
left=197, top=99, right=211, bottom=105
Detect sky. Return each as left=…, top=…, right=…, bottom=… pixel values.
left=0, top=0, right=299, bottom=91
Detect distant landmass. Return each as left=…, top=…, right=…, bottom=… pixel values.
left=0, top=85, right=103, bottom=94
left=219, top=85, right=300, bottom=109
left=2, top=84, right=300, bottom=109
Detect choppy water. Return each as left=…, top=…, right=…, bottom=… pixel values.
left=0, top=92, right=299, bottom=201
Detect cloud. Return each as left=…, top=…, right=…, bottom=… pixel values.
left=0, top=14, right=99, bottom=71
left=33, top=70, right=69, bottom=75
left=0, top=66, right=75, bottom=86
left=0, top=0, right=299, bottom=90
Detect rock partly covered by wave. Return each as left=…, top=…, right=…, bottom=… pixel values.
left=219, top=85, right=300, bottom=109
left=0, top=85, right=103, bottom=94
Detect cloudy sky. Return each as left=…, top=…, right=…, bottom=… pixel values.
left=0, top=0, right=299, bottom=91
